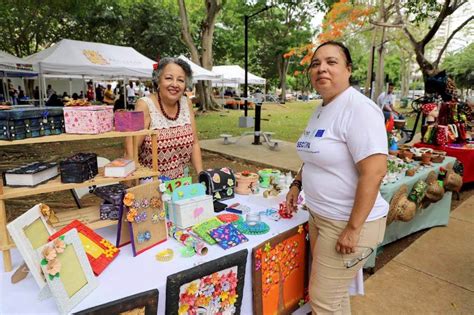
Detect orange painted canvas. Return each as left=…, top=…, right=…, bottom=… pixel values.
left=252, top=224, right=309, bottom=315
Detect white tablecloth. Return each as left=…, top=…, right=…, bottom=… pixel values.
left=1, top=193, right=363, bottom=314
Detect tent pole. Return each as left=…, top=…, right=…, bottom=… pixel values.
left=69, top=79, right=72, bottom=96
left=82, top=75, right=86, bottom=98
left=39, top=63, right=45, bottom=107
left=123, top=77, right=127, bottom=109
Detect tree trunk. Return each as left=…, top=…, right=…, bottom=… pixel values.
left=277, top=55, right=289, bottom=104
left=400, top=55, right=410, bottom=99
left=365, top=29, right=377, bottom=98
left=374, top=25, right=386, bottom=102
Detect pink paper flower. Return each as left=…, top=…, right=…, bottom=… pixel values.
left=42, top=246, right=57, bottom=261
left=53, top=239, right=66, bottom=254
left=46, top=258, right=61, bottom=276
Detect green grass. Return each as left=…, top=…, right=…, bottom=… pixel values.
left=195, top=100, right=321, bottom=142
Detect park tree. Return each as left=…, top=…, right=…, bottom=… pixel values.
left=442, top=43, right=474, bottom=96
left=177, top=0, right=223, bottom=111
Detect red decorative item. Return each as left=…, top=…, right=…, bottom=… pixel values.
left=278, top=202, right=293, bottom=219
left=421, top=103, right=437, bottom=116
left=48, top=220, right=119, bottom=275
left=217, top=213, right=240, bottom=223
left=114, top=111, right=145, bottom=131
left=436, top=125, right=448, bottom=146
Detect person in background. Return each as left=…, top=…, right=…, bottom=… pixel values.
left=45, top=93, right=63, bottom=107
left=7, top=79, right=18, bottom=105
left=143, top=87, right=151, bottom=97
left=18, top=86, right=25, bottom=99
left=126, top=81, right=136, bottom=103
left=124, top=57, right=203, bottom=179
left=86, top=81, right=95, bottom=101
left=72, top=93, right=79, bottom=100
left=377, top=83, right=399, bottom=120
left=95, top=84, right=104, bottom=103
left=79, top=91, right=84, bottom=99
left=286, top=41, right=388, bottom=314
left=104, top=84, right=115, bottom=105
left=46, top=84, right=55, bottom=99
left=33, top=86, right=40, bottom=106
left=62, top=92, right=69, bottom=98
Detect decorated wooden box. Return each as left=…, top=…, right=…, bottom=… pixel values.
left=93, top=183, right=128, bottom=220
left=198, top=167, right=235, bottom=201
left=59, top=153, right=98, bottom=183
left=0, top=107, right=64, bottom=140
left=63, top=105, right=113, bottom=134
left=114, top=111, right=145, bottom=131
left=166, top=184, right=214, bottom=229
left=100, top=201, right=121, bottom=220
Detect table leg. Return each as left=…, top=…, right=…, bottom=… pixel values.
left=0, top=200, right=12, bottom=272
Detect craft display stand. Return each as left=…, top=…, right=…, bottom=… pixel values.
left=0, top=130, right=159, bottom=272
left=363, top=157, right=455, bottom=270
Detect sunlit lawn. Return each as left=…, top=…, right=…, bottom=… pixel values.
left=194, top=100, right=322, bottom=142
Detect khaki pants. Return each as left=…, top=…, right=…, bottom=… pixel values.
left=308, top=211, right=386, bottom=315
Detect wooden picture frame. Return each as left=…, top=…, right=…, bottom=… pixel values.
left=117, top=180, right=167, bottom=256
left=73, top=289, right=158, bottom=315
left=6, top=203, right=56, bottom=293
left=49, top=220, right=120, bottom=276
left=252, top=224, right=309, bottom=315
left=166, top=249, right=248, bottom=315
left=37, top=229, right=98, bottom=314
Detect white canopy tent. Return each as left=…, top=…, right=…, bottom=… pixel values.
left=0, top=51, right=37, bottom=102
left=25, top=39, right=157, bottom=105
left=212, top=65, right=266, bottom=86
left=177, top=55, right=222, bottom=82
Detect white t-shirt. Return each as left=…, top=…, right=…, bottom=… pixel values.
left=296, top=87, right=389, bottom=221
left=377, top=92, right=395, bottom=110
left=126, top=85, right=135, bottom=97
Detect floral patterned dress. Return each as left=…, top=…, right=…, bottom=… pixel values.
left=138, top=96, right=194, bottom=179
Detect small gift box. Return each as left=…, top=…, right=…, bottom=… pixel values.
left=100, top=201, right=121, bottom=220
left=63, top=105, right=113, bottom=134
left=59, top=153, right=98, bottom=183
left=114, top=111, right=145, bottom=132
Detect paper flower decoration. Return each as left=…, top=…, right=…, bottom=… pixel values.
left=42, top=246, right=57, bottom=261
left=123, top=192, right=135, bottom=206
left=46, top=258, right=61, bottom=277
left=53, top=238, right=66, bottom=254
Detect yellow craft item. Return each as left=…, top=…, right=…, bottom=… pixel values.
left=155, top=248, right=174, bottom=262
left=78, top=233, right=104, bottom=259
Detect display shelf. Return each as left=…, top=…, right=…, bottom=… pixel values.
left=0, top=130, right=152, bottom=146
left=1, top=131, right=159, bottom=272
left=0, top=166, right=158, bottom=200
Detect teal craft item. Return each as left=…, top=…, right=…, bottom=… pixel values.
left=258, top=169, right=281, bottom=188
left=235, top=221, right=270, bottom=235
left=180, top=246, right=196, bottom=257
left=192, top=217, right=224, bottom=245
left=171, top=183, right=206, bottom=201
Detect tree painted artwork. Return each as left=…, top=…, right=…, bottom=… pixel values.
left=252, top=224, right=309, bottom=315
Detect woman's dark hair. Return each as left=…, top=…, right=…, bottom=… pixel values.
left=152, top=57, right=193, bottom=89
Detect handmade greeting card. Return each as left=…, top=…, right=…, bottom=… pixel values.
left=209, top=223, right=248, bottom=250
left=116, top=180, right=167, bottom=256
left=6, top=203, right=56, bottom=295
left=166, top=249, right=247, bottom=315
left=49, top=220, right=119, bottom=275
left=38, top=229, right=98, bottom=314
left=252, top=224, right=309, bottom=315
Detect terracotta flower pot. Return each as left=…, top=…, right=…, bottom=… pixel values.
left=421, top=152, right=432, bottom=164
left=235, top=171, right=259, bottom=195
left=402, top=150, right=414, bottom=160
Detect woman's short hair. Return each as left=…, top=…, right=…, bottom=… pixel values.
left=152, top=57, right=193, bottom=89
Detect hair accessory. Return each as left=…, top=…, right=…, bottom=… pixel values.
left=132, top=200, right=141, bottom=209
left=216, top=213, right=242, bottom=223
left=235, top=221, right=270, bottom=235
left=134, top=211, right=147, bottom=223
left=155, top=248, right=174, bottom=262
left=126, top=208, right=138, bottom=222
left=137, top=231, right=151, bottom=243
left=123, top=193, right=135, bottom=207
left=259, top=208, right=281, bottom=221
left=141, top=198, right=150, bottom=209
left=150, top=196, right=162, bottom=208
left=278, top=202, right=293, bottom=219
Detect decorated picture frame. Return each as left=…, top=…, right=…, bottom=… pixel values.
left=116, top=180, right=167, bottom=256
left=73, top=289, right=158, bottom=315
left=252, top=224, right=309, bottom=315
left=6, top=203, right=56, bottom=294
left=37, top=229, right=98, bottom=314
left=166, top=249, right=248, bottom=315
left=49, top=220, right=119, bottom=275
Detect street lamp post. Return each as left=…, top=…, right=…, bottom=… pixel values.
left=244, top=5, right=272, bottom=145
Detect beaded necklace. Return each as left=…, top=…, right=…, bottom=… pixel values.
left=157, top=92, right=180, bottom=121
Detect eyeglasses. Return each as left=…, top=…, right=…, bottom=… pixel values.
left=341, top=246, right=374, bottom=268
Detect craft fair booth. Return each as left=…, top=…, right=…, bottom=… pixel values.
left=0, top=50, right=37, bottom=103
left=0, top=188, right=364, bottom=315
left=364, top=156, right=456, bottom=269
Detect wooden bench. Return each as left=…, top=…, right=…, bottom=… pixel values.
left=269, top=139, right=282, bottom=151
left=263, top=131, right=275, bottom=141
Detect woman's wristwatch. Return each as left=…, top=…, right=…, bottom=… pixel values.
left=290, top=179, right=302, bottom=191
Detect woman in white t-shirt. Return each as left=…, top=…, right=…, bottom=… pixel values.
left=286, top=41, right=389, bottom=314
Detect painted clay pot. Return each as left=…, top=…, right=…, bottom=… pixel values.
left=431, top=154, right=445, bottom=163
left=234, top=171, right=259, bottom=195
left=402, top=150, right=414, bottom=160
left=444, top=170, right=463, bottom=192
left=389, top=150, right=399, bottom=156
left=421, top=152, right=432, bottom=164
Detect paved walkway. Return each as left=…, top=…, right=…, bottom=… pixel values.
left=351, top=195, right=474, bottom=314
left=201, top=136, right=474, bottom=314
left=201, top=135, right=302, bottom=172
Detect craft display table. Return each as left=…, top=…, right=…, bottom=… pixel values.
left=364, top=157, right=455, bottom=269
left=413, top=142, right=474, bottom=183
left=0, top=130, right=159, bottom=272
